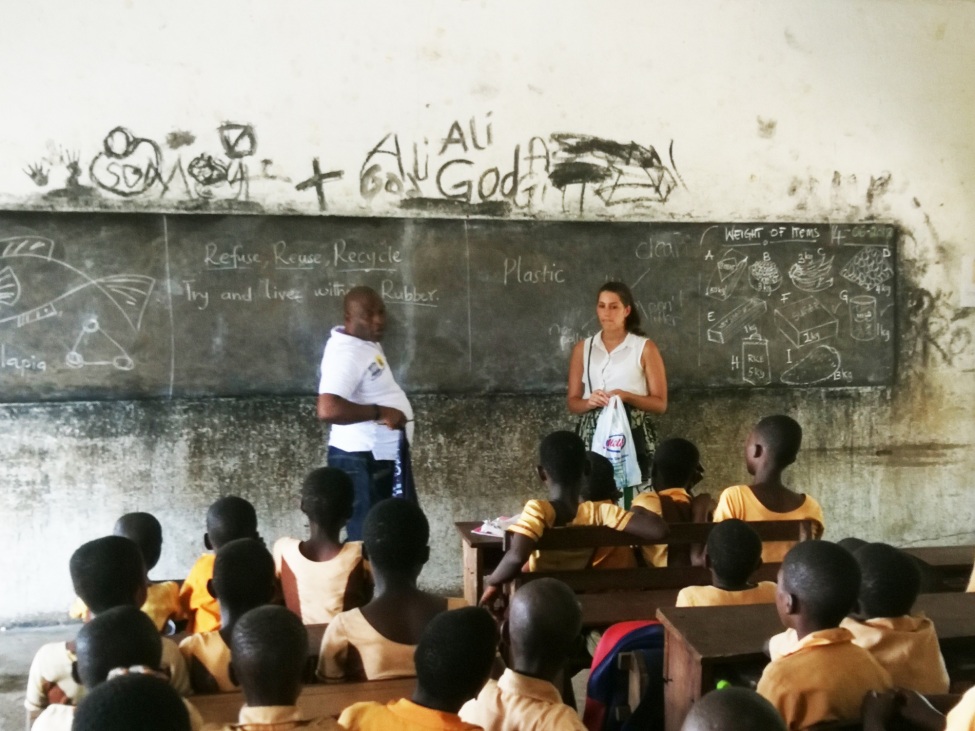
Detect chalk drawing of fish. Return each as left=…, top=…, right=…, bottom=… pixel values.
left=0, top=236, right=155, bottom=332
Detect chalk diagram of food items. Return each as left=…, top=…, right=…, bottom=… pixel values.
left=702, top=234, right=893, bottom=386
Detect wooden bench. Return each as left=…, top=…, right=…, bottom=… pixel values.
left=192, top=677, right=416, bottom=724
left=503, top=520, right=817, bottom=629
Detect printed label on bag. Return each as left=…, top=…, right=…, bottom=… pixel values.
left=605, top=434, right=626, bottom=452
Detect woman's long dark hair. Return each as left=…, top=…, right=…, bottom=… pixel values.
left=598, top=281, right=644, bottom=335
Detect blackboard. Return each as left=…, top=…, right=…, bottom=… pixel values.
left=0, top=213, right=897, bottom=401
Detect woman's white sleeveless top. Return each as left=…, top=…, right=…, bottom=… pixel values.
left=581, top=332, right=649, bottom=398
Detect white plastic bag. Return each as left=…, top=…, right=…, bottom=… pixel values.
left=590, top=395, right=642, bottom=489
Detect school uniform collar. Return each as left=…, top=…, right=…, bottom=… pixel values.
left=658, top=488, right=691, bottom=501
left=842, top=613, right=931, bottom=633
left=498, top=668, right=564, bottom=704
left=237, top=705, right=305, bottom=725
left=782, top=627, right=854, bottom=658
left=385, top=699, right=481, bottom=729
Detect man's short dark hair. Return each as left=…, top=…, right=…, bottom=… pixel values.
left=69, top=536, right=145, bottom=614
left=73, top=674, right=190, bottom=731
left=652, top=438, right=700, bottom=488
left=414, top=607, right=498, bottom=706
left=301, top=467, right=355, bottom=527
left=212, top=538, right=275, bottom=611
left=113, top=513, right=164, bottom=571
left=363, top=499, right=429, bottom=573
left=853, top=542, right=921, bottom=618
left=206, top=496, right=258, bottom=548
left=707, top=519, right=763, bottom=585
left=76, top=606, right=162, bottom=688
left=539, top=431, right=587, bottom=486
left=754, top=415, right=803, bottom=468
left=781, top=540, right=860, bottom=627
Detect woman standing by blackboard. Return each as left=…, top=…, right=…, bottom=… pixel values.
left=567, top=282, right=668, bottom=481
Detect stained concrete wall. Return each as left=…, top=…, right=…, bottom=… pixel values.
left=1, top=0, right=974, bottom=623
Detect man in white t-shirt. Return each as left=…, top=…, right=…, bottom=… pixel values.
left=317, top=286, right=413, bottom=540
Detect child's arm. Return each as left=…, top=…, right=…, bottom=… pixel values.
left=480, top=533, right=537, bottom=607
left=620, top=510, right=669, bottom=541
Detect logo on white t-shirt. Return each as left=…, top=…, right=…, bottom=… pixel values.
left=367, top=355, right=385, bottom=380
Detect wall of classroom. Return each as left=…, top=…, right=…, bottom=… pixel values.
left=1, top=0, right=973, bottom=623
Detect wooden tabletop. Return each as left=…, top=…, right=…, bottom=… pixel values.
left=656, top=592, right=975, bottom=664
left=454, top=521, right=503, bottom=547
left=903, top=545, right=974, bottom=571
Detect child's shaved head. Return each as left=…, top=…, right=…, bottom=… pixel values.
left=301, top=467, right=354, bottom=528
left=707, top=519, right=763, bottom=585
left=753, top=415, right=802, bottom=468
left=539, top=431, right=588, bottom=487
left=212, top=538, right=275, bottom=612
left=780, top=541, right=860, bottom=628
left=206, top=496, right=258, bottom=549
left=509, top=578, right=582, bottom=676
left=70, top=536, right=146, bottom=614
left=583, top=451, right=618, bottom=502
left=363, top=498, right=429, bottom=575
left=76, top=606, right=162, bottom=688
left=414, top=607, right=497, bottom=710
left=853, top=542, right=921, bottom=618
left=652, top=438, right=700, bottom=488
left=113, top=512, right=164, bottom=571
left=73, top=674, right=190, bottom=731
left=231, top=605, right=307, bottom=706
left=681, top=687, right=786, bottom=731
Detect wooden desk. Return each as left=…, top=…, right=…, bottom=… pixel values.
left=455, top=522, right=503, bottom=605
left=903, top=545, right=974, bottom=589
left=656, top=592, right=975, bottom=731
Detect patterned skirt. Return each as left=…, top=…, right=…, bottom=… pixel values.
left=576, top=405, right=658, bottom=481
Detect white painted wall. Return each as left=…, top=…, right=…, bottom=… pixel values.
left=1, top=0, right=973, bottom=621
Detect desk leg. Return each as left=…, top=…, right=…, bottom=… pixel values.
left=663, top=626, right=703, bottom=731
left=462, top=541, right=483, bottom=607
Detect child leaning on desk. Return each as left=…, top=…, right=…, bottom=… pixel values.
left=479, top=430, right=668, bottom=608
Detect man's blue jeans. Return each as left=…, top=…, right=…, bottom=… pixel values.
left=327, top=447, right=395, bottom=541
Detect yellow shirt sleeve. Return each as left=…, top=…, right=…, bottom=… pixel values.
left=506, top=500, right=555, bottom=542
left=592, top=502, right=634, bottom=531
left=631, top=491, right=663, bottom=516
left=712, top=486, right=743, bottom=522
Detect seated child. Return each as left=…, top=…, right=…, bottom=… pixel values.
left=632, top=437, right=712, bottom=567
left=840, top=541, right=950, bottom=694
left=681, top=687, right=786, bottom=731
left=70, top=512, right=182, bottom=633
left=204, top=605, right=340, bottom=730
left=481, top=431, right=668, bottom=601
left=757, top=540, right=892, bottom=729
left=72, top=674, right=192, bottom=731
left=25, top=536, right=189, bottom=718
left=863, top=686, right=975, bottom=731
left=581, top=451, right=636, bottom=569
left=317, top=498, right=465, bottom=682
left=713, top=415, right=824, bottom=563
left=460, top=577, right=587, bottom=731
left=340, top=606, right=497, bottom=731
left=676, top=519, right=777, bottom=607
left=179, top=495, right=260, bottom=634
left=273, top=467, right=372, bottom=624
left=178, top=537, right=276, bottom=693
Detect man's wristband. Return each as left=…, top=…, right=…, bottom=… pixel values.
left=372, top=404, right=381, bottom=421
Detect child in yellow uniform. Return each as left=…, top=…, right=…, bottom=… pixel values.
left=713, top=415, right=824, bottom=563
left=460, top=578, right=587, bottom=731
left=178, top=538, right=276, bottom=693
left=631, top=438, right=711, bottom=567
left=757, top=541, right=892, bottom=729
left=680, top=687, right=786, bottom=731
left=840, top=542, right=949, bottom=694
left=69, top=513, right=182, bottom=633
left=73, top=674, right=193, bottom=731
left=582, top=452, right=637, bottom=568
left=179, top=496, right=260, bottom=634
left=318, top=499, right=466, bottom=682
left=202, top=606, right=341, bottom=731
left=25, top=536, right=189, bottom=722
left=32, top=605, right=203, bottom=731
left=480, top=431, right=668, bottom=603
left=340, top=607, right=497, bottom=731
left=676, top=519, right=777, bottom=607
left=273, top=467, right=371, bottom=624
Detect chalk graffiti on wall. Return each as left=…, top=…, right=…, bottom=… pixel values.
left=904, top=287, right=972, bottom=368
left=20, top=113, right=686, bottom=215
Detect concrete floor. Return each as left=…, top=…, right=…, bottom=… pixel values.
left=0, top=624, right=78, bottom=731
left=0, top=623, right=590, bottom=730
